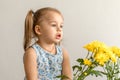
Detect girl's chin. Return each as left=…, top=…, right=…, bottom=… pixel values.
left=54, top=40, right=61, bottom=44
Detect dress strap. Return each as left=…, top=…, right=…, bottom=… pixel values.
left=56, top=45, right=63, bottom=55
left=32, top=44, right=41, bottom=61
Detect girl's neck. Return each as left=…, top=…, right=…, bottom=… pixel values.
left=36, top=41, right=56, bottom=54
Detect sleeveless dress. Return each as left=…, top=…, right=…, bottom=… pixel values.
left=25, top=43, right=63, bottom=80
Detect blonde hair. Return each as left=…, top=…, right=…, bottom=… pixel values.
left=24, top=7, right=62, bottom=51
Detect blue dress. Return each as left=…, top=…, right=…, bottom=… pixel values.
left=25, top=43, right=63, bottom=80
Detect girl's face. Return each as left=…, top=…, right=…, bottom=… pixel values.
left=39, top=12, right=63, bottom=44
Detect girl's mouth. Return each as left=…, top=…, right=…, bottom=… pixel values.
left=56, top=34, right=61, bottom=39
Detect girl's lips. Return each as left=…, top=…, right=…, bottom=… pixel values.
left=56, top=34, right=61, bottom=39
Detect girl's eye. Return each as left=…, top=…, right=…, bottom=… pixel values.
left=51, top=24, right=57, bottom=27
left=60, top=25, right=63, bottom=28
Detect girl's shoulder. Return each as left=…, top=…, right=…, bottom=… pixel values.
left=24, top=47, right=36, bottom=55
left=61, top=48, right=70, bottom=59
left=23, top=47, right=37, bottom=62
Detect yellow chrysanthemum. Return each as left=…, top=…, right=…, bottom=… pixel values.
left=84, top=40, right=108, bottom=54
left=84, top=72, right=87, bottom=76
left=83, top=59, right=92, bottom=66
left=110, top=46, right=120, bottom=57
left=94, top=52, right=109, bottom=66
left=107, top=50, right=117, bottom=62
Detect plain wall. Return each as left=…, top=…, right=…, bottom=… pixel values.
left=1, top=0, right=120, bottom=80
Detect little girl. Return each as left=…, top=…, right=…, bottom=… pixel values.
left=23, top=7, right=72, bottom=80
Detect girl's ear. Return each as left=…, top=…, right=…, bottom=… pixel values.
left=34, top=25, right=41, bottom=35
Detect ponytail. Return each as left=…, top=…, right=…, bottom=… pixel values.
left=24, top=10, right=34, bottom=51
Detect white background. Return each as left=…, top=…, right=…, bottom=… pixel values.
left=1, top=0, right=120, bottom=80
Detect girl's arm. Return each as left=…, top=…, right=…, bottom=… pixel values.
left=62, top=48, right=72, bottom=80
left=23, top=48, right=38, bottom=80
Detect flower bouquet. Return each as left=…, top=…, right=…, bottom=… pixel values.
left=73, top=40, right=120, bottom=80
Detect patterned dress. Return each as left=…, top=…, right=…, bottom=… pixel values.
left=25, top=43, right=63, bottom=80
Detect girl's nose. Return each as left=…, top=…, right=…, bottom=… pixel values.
left=57, top=27, right=62, bottom=31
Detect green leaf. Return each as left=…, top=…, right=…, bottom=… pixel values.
left=56, top=75, right=69, bottom=79
left=89, top=70, right=103, bottom=77
left=101, top=72, right=108, bottom=75
left=76, top=58, right=84, bottom=65
left=72, top=65, right=82, bottom=71
left=114, top=71, right=119, bottom=74
left=77, top=58, right=83, bottom=62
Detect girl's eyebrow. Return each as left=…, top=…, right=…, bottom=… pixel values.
left=48, top=20, right=64, bottom=24
left=45, top=17, right=64, bottom=24
left=45, top=17, right=63, bottom=24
